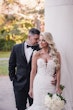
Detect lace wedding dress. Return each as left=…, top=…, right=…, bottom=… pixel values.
left=27, top=58, right=56, bottom=110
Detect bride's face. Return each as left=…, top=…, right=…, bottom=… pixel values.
left=39, top=35, right=48, bottom=49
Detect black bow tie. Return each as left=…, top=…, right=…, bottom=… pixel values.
left=27, top=45, right=34, bottom=49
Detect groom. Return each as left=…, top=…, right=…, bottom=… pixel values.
left=8, top=28, right=40, bottom=110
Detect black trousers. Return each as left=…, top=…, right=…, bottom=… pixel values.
left=13, top=88, right=33, bottom=110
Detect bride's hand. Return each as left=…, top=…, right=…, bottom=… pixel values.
left=28, top=89, right=33, bottom=98
left=56, top=87, right=62, bottom=94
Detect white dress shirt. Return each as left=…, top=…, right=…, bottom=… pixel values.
left=24, top=42, right=33, bottom=63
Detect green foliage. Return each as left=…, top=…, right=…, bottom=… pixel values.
left=0, top=60, right=8, bottom=75
left=57, top=94, right=66, bottom=103
left=48, top=93, right=53, bottom=97
left=0, top=39, right=15, bottom=51
left=0, top=51, right=10, bottom=58
left=0, top=0, right=44, bottom=45
left=0, top=39, right=6, bottom=50
left=60, top=84, right=65, bottom=90
left=0, top=14, right=34, bottom=44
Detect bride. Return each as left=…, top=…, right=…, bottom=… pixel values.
left=27, top=32, right=62, bottom=110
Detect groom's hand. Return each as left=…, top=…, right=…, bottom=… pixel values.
left=51, top=74, right=57, bottom=85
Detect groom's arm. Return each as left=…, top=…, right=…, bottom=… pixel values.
left=51, top=72, right=57, bottom=85
left=8, top=46, right=16, bottom=81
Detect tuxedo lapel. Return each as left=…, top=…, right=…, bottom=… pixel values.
left=28, top=51, right=33, bottom=64
left=21, top=42, right=27, bottom=63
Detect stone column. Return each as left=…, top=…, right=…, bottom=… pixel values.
left=45, top=1, right=73, bottom=110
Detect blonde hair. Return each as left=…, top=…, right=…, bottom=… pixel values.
left=40, top=32, right=60, bottom=70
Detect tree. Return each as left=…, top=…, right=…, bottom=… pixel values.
left=0, top=0, right=44, bottom=43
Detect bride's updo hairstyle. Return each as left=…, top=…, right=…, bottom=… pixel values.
left=40, top=32, right=60, bottom=70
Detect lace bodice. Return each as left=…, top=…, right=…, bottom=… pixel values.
left=37, top=58, right=56, bottom=76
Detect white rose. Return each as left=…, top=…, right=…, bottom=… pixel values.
left=51, top=104, right=60, bottom=110
left=44, top=95, right=52, bottom=107
left=52, top=94, right=61, bottom=101
left=57, top=100, right=65, bottom=109
left=54, top=100, right=64, bottom=110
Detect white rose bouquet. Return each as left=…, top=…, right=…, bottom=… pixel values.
left=45, top=85, right=66, bottom=110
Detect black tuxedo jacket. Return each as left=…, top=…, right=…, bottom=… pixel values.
left=9, top=42, right=40, bottom=91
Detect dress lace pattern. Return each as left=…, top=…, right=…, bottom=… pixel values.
left=27, top=58, right=56, bottom=110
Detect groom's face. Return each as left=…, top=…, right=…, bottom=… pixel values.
left=29, top=34, right=39, bottom=45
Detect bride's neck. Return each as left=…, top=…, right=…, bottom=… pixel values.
left=41, top=47, right=49, bottom=54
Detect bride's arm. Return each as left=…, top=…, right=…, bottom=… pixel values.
left=29, top=52, right=38, bottom=98
left=56, top=52, right=62, bottom=94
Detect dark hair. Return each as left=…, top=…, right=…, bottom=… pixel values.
left=29, top=28, right=40, bottom=35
